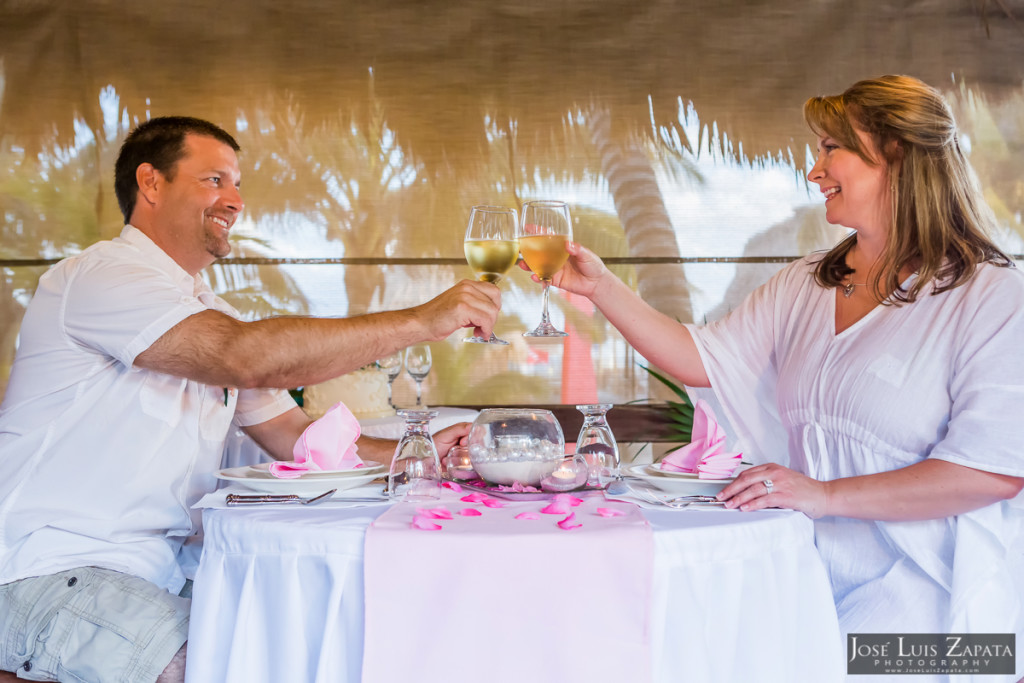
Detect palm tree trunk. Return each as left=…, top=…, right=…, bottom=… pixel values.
left=587, top=107, right=693, bottom=324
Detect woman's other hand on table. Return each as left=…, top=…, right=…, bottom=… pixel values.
left=717, top=464, right=829, bottom=518
left=433, top=422, right=471, bottom=457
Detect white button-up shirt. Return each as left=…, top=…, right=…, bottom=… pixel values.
left=0, top=226, right=295, bottom=592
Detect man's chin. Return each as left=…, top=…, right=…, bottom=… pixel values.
left=207, top=240, right=232, bottom=260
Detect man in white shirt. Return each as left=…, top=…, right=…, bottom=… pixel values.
left=0, top=116, right=500, bottom=683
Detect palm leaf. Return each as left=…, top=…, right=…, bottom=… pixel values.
left=636, top=364, right=695, bottom=447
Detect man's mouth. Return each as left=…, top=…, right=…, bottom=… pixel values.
left=209, top=215, right=231, bottom=231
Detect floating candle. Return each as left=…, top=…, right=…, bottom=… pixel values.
left=539, top=459, right=586, bottom=492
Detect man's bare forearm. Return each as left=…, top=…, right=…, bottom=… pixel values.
left=138, top=309, right=426, bottom=388
left=135, top=279, right=501, bottom=388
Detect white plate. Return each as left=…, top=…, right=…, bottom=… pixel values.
left=644, top=464, right=707, bottom=478
left=624, top=464, right=736, bottom=496
left=246, top=461, right=386, bottom=478
left=216, top=466, right=384, bottom=494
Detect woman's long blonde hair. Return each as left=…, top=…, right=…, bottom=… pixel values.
left=804, top=75, right=1011, bottom=302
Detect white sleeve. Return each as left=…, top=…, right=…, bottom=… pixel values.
left=929, top=267, right=1024, bottom=478
left=62, top=259, right=205, bottom=368
left=234, top=388, right=298, bottom=427
left=685, top=261, right=805, bottom=465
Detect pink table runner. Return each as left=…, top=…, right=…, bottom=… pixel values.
left=362, top=488, right=654, bottom=683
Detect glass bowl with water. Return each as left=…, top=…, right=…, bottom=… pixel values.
left=466, top=409, right=565, bottom=486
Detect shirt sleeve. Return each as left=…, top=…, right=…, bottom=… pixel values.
left=928, top=266, right=1024, bottom=478
left=234, top=387, right=299, bottom=427
left=62, top=258, right=206, bottom=368
left=686, top=260, right=807, bottom=465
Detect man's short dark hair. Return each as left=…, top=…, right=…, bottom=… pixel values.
left=114, top=116, right=240, bottom=224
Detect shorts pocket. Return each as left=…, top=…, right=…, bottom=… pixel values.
left=53, top=572, right=189, bottom=683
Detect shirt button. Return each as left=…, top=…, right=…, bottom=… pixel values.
left=23, top=661, right=31, bottom=672
left=67, top=576, right=77, bottom=587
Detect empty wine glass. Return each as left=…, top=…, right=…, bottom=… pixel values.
left=375, top=351, right=403, bottom=409
left=518, top=200, right=572, bottom=337
left=463, top=205, right=519, bottom=345
left=575, top=404, right=620, bottom=486
left=404, top=344, right=432, bottom=407
left=388, top=409, right=441, bottom=500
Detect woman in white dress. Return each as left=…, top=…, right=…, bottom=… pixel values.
left=537, top=75, right=1024, bottom=666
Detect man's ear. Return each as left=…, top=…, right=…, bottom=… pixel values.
left=136, top=163, right=161, bottom=207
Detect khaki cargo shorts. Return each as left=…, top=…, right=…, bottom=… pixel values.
left=0, top=566, right=189, bottom=682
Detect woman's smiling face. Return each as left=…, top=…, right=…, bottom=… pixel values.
left=807, top=127, right=892, bottom=236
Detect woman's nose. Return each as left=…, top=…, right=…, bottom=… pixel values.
left=807, top=156, right=825, bottom=184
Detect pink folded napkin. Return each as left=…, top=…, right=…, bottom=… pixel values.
left=659, top=399, right=742, bottom=479
left=268, top=401, right=364, bottom=478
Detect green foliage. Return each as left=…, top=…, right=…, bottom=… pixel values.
left=636, top=363, right=694, bottom=450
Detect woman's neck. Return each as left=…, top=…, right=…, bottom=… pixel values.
left=847, top=237, right=884, bottom=276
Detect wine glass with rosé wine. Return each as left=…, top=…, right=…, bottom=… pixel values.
left=518, top=200, right=572, bottom=337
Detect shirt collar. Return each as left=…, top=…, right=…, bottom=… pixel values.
left=117, top=225, right=211, bottom=297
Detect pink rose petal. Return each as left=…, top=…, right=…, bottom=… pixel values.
left=495, top=482, right=542, bottom=493
left=441, top=481, right=464, bottom=492
left=411, top=515, right=443, bottom=531
left=481, top=498, right=505, bottom=508
left=460, top=493, right=490, bottom=503
left=596, top=507, right=626, bottom=518
left=515, top=512, right=540, bottom=520
left=553, top=493, right=583, bottom=507
left=459, top=508, right=483, bottom=517
left=416, top=507, right=453, bottom=520
left=557, top=512, right=583, bottom=530
left=540, top=501, right=570, bottom=515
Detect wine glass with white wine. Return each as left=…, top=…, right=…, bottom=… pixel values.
left=518, top=200, right=572, bottom=337
left=463, top=205, right=519, bottom=345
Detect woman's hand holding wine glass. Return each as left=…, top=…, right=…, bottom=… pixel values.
left=518, top=200, right=573, bottom=337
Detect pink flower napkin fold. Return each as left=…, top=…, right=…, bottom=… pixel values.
left=659, top=399, right=742, bottom=479
left=268, top=401, right=364, bottom=478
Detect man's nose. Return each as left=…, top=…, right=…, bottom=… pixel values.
left=223, top=186, right=244, bottom=213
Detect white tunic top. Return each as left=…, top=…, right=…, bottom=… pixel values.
left=688, top=257, right=1024, bottom=644
left=0, top=226, right=295, bottom=592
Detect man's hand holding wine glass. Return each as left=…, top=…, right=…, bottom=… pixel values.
left=410, top=279, right=501, bottom=342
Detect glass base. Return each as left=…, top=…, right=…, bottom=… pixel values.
left=463, top=333, right=510, bottom=345
left=523, top=322, right=568, bottom=338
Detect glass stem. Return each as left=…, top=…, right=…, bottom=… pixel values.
left=540, top=279, right=553, bottom=325
left=387, top=379, right=396, bottom=409
left=415, top=379, right=423, bottom=406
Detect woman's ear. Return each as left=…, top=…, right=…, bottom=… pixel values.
left=886, top=138, right=904, bottom=162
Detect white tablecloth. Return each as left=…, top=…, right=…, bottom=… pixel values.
left=185, top=504, right=844, bottom=683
